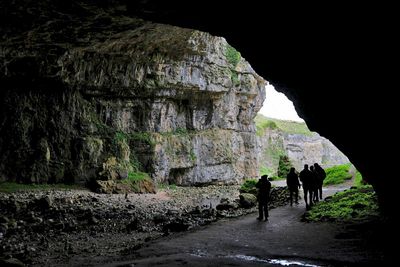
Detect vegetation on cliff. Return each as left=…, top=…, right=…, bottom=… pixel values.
left=255, top=114, right=312, bottom=136
left=225, top=44, right=241, bottom=86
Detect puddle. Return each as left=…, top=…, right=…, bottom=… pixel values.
left=189, top=251, right=321, bottom=267
left=227, top=254, right=321, bottom=266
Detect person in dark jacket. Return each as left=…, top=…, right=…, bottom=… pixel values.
left=310, top=165, right=319, bottom=203
left=286, top=167, right=300, bottom=206
left=314, top=163, right=326, bottom=200
left=255, top=175, right=272, bottom=221
left=299, top=164, right=313, bottom=210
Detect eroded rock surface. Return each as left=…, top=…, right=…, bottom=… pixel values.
left=0, top=1, right=265, bottom=185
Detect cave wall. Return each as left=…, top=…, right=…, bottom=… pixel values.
left=0, top=4, right=265, bottom=185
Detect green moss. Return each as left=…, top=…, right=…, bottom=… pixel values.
left=354, top=170, right=365, bottom=187
left=230, top=70, right=240, bottom=86
left=175, top=128, right=189, bottom=136
left=130, top=132, right=156, bottom=147
left=323, top=163, right=352, bottom=185
left=122, top=171, right=153, bottom=193
left=115, top=131, right=128, bottom=142
left=127, top=171, right=149, bottom=181
left=111, top=131, right=156, bottom=149
left=225, top=44, right=241, bottom=86
left=225, top=44, right=241, bottom=67
left=305, top=186, right=379, bottom=222
left=0, top=182, right=84, bottom=193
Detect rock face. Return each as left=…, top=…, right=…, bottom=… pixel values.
left=0, top=2, right=265, bottom=185
left=258, top=128, right=350, bottom=174
left=284, top=132, right=350, bottom=170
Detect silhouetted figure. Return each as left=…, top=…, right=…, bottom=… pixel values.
left=256, top=175, right=271, bottom=221
left=299, top=164, right=313, bottom=210
left=314, top=163, right=326, bottom=200
left=310, top=165, right=319, bottom=203
left=286, top=167, right=300, bottom=206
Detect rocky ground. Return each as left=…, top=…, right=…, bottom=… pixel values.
left=0, top=184, right=289, bottom=266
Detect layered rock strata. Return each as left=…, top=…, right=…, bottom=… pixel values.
left=0, top=8, right=265, bottom=185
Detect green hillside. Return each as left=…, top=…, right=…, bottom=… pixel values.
left=255, top=114, right=312, bottom=136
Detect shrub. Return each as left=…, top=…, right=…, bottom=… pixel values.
left=240, top=179, right=258, bottom=195
left=277, top=155, right=292, bottom=178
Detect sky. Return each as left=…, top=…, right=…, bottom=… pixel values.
left=258, top=84, right=304, bottom=122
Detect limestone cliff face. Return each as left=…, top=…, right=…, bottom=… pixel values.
left=0, top=7, right=265, bottom=185
left=284, top=132, right=350, bottom=170
left=258, top=128, right=350, bottom=174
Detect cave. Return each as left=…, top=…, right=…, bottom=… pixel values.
left=135, top=1, right=398, bottom=214
left=0, top=0, right=396, bottom=265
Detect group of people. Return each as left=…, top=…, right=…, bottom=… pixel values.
left=287, top=163, right=326, bottom=210
left=255, top=163, right=326, bottom=222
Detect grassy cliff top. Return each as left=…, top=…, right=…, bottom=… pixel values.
left=255, top=114, right=312, bottom=136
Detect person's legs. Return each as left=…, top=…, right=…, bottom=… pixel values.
left=309, top=189, right=314, bottom=206
left=294, top=189, right=299, bottom=204
left=319, top=185, right=323, bottom=200
left=303, top=188, right=308, bottom=207
left=314, top=188, right=319, bottom=202
left=257, top=202, right=263, bottom=220
left=264, top=203, right=269, bottom=221
left=289, top=190, right=293, bottom=206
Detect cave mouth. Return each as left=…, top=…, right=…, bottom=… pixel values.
left=257, top=84, right=358, bottom=186
left=0, top=1, right=393, bottom=265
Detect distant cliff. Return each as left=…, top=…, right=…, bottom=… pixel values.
left=256, top=115, right=350, bottom=175
left=0, top=2, right=266, bottom=185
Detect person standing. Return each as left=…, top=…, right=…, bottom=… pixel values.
left=310, top=165, right=319, bottom=203
left=314, top=163, right=326, bottom=200
left=299, top=164, right=313, bottom=210
left=286, top=167, right=300, bottom=206
left=256, top=175, right=272, bottom=221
